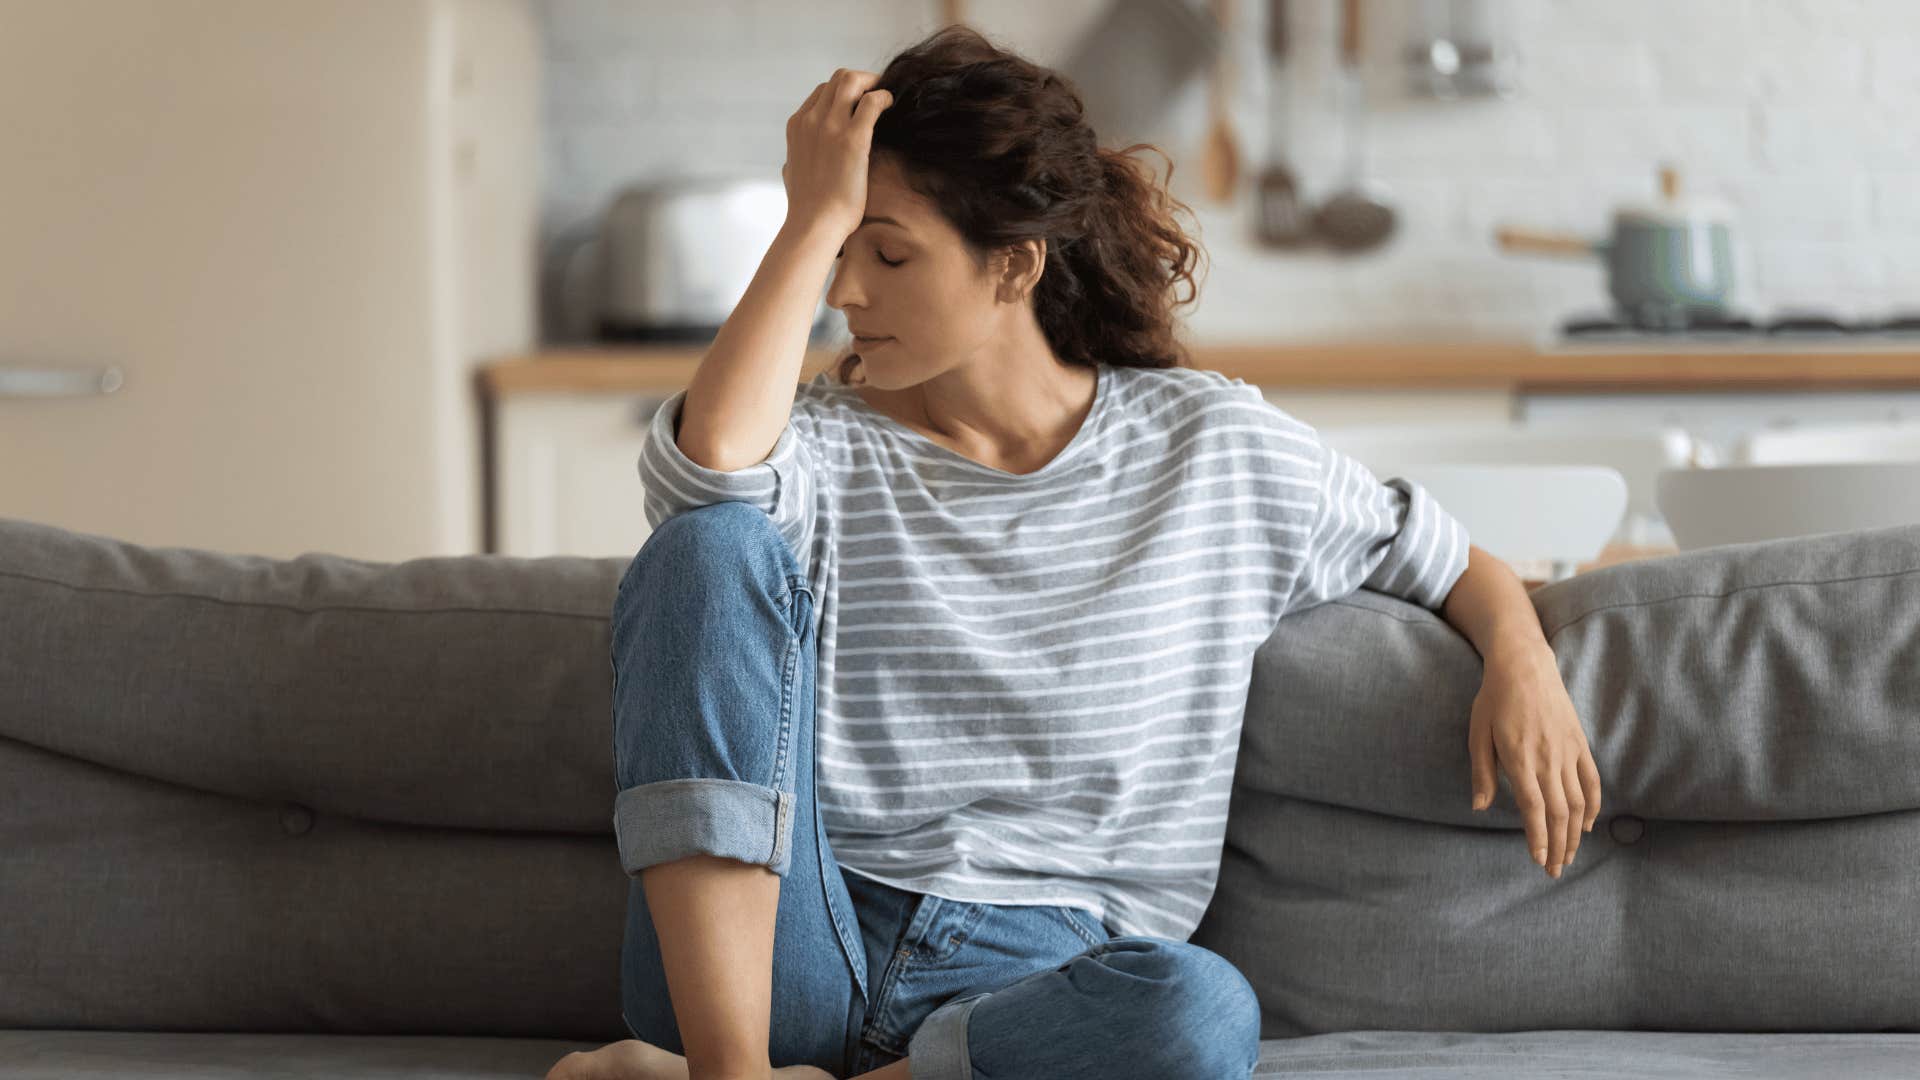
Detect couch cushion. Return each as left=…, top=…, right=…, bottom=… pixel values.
left=1253, top=1030, right=1920, bottom=1077
left=0, top=1030, right=596, bottom=1079
left=0, top=515, right=638, bottom=1037
left=5, top=1028, right=1920, bottom=1079
left=1194, top=524, right=1920, bottom=1037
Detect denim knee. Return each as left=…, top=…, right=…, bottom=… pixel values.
left=1119, top=939, right=1263, bottom=1078
left=616, top=501, right=799, bottom=607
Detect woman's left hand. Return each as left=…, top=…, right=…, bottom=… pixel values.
left=1468, top=640, right=1602, bottom=879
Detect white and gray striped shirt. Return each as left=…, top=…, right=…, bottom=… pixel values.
left=635, top=362, right=1470, bottom=942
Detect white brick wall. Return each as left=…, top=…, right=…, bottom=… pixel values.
left=536, top=0, right=1920, bottom=343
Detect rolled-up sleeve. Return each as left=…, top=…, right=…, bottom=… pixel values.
left=1284, top=439, right=1470, bottom=615
left=635, top=389, right=818, bottom=571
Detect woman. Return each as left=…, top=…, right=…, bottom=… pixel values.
left=555, top=24, right=1600, bottom=1080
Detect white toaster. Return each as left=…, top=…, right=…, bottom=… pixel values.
left=595, top=175, right=836, bottom=345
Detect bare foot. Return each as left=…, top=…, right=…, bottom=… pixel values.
left=545, top=1039, right=687, bottom=1080
left=543, top=1039, right=838, bottom=1080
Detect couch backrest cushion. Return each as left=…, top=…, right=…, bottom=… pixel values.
left=0, top=516, right=637, bottom=1038
left=1192, top=524, right=1920, bottom=1037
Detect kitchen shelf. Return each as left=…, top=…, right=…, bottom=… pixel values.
left=478, top=341, right=1920, bottom=398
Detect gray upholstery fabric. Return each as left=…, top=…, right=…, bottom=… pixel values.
left=5, top=1028, right=1920, bottom=1078
left=4, top=514, right=1919, bottom=1078
left=1192, top=522, right=1920, bottom=1039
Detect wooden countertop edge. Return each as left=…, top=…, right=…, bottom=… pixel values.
left=477, top=343, right=1920, bottom=397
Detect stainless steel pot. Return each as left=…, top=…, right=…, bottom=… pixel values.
left=1496, top=166, right=1736, bottom=330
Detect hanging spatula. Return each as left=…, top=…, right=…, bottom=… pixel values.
left=1255, top=0, right=1312, bottom=247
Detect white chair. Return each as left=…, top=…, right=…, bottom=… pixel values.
left=1656, top=462, right=1920, bottom=551
left=1319, top=423, right=1684, bottom=580
left=1390, top=465, right=1629, bottom=582
left=1318, top=423, right=1696, bottom=548
left=1738, top=421, right=1920, bottom=465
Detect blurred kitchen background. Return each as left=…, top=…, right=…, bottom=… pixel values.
left=6, top=0, right=1920, bottom=581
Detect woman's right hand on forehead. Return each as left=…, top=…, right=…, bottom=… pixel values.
left=782, top=68, right=893, bottom=240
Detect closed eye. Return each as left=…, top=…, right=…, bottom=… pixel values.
left=835, top=246, right=904, bottom=268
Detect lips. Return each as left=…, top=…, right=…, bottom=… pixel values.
left=852, top=334, right=891, bottom=346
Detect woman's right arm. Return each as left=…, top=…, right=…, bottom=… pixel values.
left=674, top=221, right=841, bottom=472
left=676, top=68, right=893, bottom=472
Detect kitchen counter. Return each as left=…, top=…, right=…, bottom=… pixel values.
left=478, top=340, right=1920, bottom=397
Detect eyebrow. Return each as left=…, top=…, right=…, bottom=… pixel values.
left=860, top=215, right=907, bottom=230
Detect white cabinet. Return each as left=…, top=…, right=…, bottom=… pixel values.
left=494, top=391, right=664, bottom=558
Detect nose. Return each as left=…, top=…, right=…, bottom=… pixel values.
left=825, top=261, right=863, bottom=312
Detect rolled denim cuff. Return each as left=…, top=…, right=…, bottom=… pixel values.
left=907, top=992, right=988, bottom=1080
left=613, top=777, right=794, bottom=877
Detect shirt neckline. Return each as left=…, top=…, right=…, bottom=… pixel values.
left=841, top=363, right=1110, bottom=481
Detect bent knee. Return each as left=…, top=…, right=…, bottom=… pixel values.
left=618, top=502, right=794, bottom=600
left=635, top=501, right=782, bottom=563
left=1133, top=940, right=1263, bottom=1075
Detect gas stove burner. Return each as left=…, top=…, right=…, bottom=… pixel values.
left=1559, top=310, right=1920, bottom=339
left=1767, top=316, right=1852, bottom=335
left=1562, top=311, right=1759, bottom=337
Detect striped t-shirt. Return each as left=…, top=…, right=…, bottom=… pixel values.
left=634, top=362, right=1470, bottom=942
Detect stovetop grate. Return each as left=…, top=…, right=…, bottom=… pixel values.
left=1561, top=310, right=1920, bottom=339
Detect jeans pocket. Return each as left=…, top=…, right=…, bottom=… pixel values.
left=1055, top=905, right=1110, bottom=949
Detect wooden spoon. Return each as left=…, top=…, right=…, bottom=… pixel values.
left=1201, top=0, right=1241, bottom=204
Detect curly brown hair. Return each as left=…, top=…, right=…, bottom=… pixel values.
left=829, top=23, right=1207, bottom=386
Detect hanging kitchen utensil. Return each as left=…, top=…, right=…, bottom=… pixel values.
left=1201, top=0, right=1242, bottom=204
left=1314, top=0, right=1397, bottom=252
left=1255, top=0, right=1312, bottom=247
left=1405, top=0, right=1512, bottom=99
left=1495, top=164, right=1737, bottom=330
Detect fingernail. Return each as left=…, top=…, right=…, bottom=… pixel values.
left=1533, top=848, right=1546, bottom=867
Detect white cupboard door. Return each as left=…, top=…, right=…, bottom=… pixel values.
left=495, top=393, right=658, bottom=559
left=0, top=1, right=446, bottom=559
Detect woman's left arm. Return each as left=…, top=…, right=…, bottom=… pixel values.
left=1439, top=544, right=1603, bottom=881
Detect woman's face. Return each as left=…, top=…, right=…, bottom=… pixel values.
left=825, top=155, right=1011, bottom=390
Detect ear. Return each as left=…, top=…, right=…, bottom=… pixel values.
left=994, top=237, right=1047, bottom=304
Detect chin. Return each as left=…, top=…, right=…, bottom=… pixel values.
left=851, top=353, right=898, bottom=387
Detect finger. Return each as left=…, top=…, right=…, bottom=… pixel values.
left=1578, top=747, right=1602, bottom=832
left=1540, top=758, right=1570, bottom=875
left=1511, top=764, right=1549, bottom=871
left=827, top=68, right=882, bottom=125
left=1562, top=759, right=1585, bottom=868
left=852, top=87, right=894, bottom=129
left=1468, top=708, right=1495, bottom=810
left=806, top=71, right=849, bottom=123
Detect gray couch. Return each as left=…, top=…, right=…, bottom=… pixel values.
left=4, top=513, right=1919, bottom=1078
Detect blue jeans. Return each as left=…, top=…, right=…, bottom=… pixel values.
left=609, top=501, right=1262, bottom=1079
